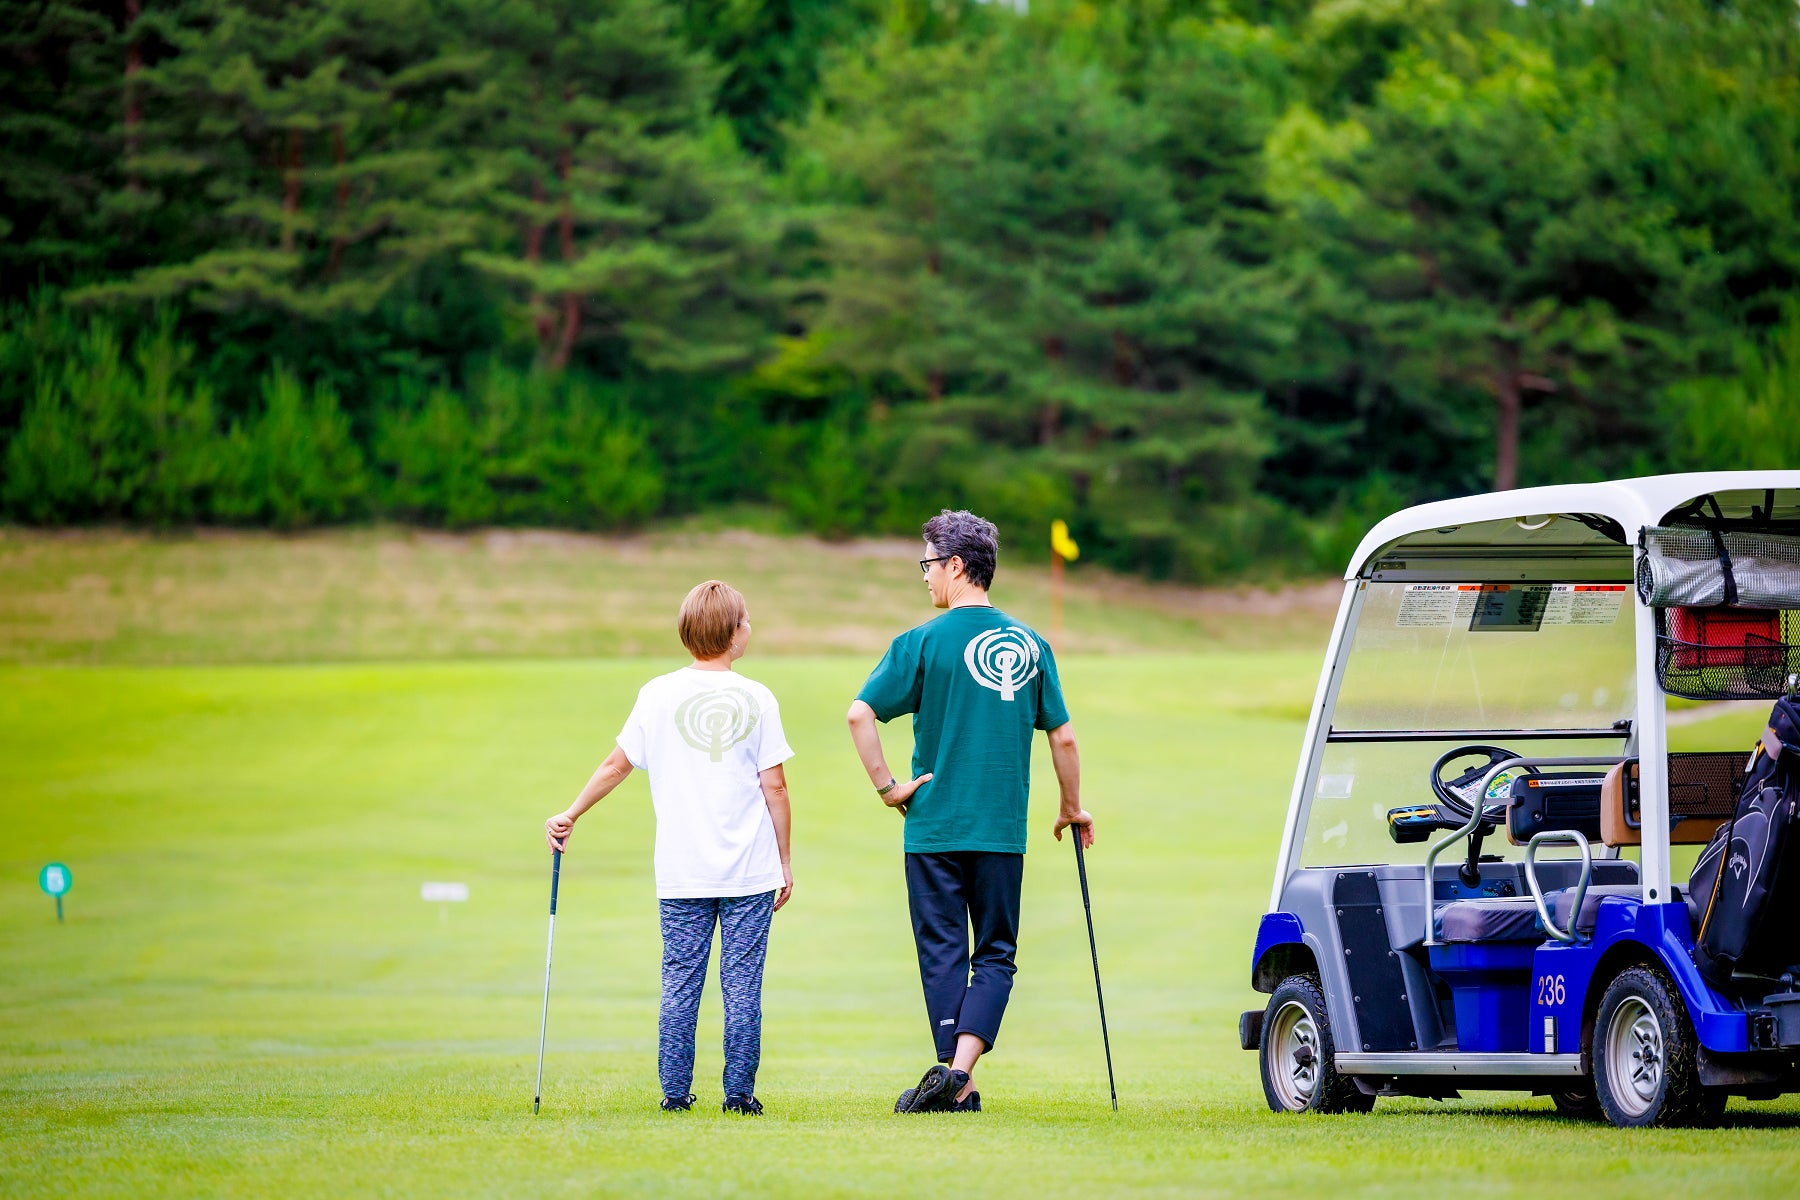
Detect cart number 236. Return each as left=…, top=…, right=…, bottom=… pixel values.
left=1535, top=974, right=1567, bottom=1006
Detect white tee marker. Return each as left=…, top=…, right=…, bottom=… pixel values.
left=422, top=881, right=469, bottom=922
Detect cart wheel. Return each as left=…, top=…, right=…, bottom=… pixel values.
left=1549, top=1089, right=1602, bottom=1120
left=1592, top=966, right=1721, bottom=1128
left=1260, top=974, right=1374, bottom=1115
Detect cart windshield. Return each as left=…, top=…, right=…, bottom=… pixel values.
left=1300, top=580, right=1637, bottom=867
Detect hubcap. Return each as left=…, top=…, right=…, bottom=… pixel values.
left=1605, top=996, right=1664, bottom=1118
left=1267, top=1000, right=1321, bottom=1110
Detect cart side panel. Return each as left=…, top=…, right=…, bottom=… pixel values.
left=1530, top=900, right=1750, bottom=1055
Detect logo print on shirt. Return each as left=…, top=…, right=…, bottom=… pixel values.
left=675, top=687, right=760, bottom=762
left=963, top=626, right=1040, bottom=702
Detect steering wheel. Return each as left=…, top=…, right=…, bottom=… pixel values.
left=1429, top=745, right=1538, bottom=827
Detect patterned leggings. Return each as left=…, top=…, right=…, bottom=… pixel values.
left=658, top=891, right=775, bottom=1099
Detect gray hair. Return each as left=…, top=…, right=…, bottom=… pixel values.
left=922, top=509, right=998, bottom=589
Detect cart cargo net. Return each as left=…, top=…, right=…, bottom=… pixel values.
left=1639, top=523, right=1800, bottom=700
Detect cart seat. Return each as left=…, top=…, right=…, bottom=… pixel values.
left=1441, top=884, right=1649, bottom=943
left=1545, top=884, right=1642, bottom=936
left=1437, top=896, right=1541, bottom=943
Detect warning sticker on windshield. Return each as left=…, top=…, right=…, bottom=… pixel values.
left=1397, top=582, right=1625, bottom=627
left=1542, top=584, right=1627, bottom=625
left=1396, top=584, right=1481, bottom=626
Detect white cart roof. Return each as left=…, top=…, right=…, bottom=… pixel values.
left=1346, top=472, right=1800, bottom=581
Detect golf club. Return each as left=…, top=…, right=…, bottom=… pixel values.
left=533, top=847, right=562, bottom=1115
left=1072, top=827, right=1117, bottom=1111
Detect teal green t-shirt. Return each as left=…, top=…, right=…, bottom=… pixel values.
left=856, top=606, right=1070, bottom=854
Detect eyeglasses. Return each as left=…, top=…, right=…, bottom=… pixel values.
left=919, top=556, right=954, bottom=574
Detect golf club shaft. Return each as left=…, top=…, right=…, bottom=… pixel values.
left=1073, top=831, right=1118, bottom=1111
left=534, top=848, right=562, bottom=1114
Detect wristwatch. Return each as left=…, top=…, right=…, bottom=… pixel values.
left=877, top=777, right=898, bottom=796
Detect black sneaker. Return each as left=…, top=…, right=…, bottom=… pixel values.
left=722, top=1094, right=764, bottom=1115
left=951, top=1089, right=980, bottom=1112
left=894, top=1087, right=917, bottom=1113
left=903, top=1065, right=969, bottom=1113
left=899, top=1065, right=949, bottom=1113
left=660, top=1093, right=696, bottom=1111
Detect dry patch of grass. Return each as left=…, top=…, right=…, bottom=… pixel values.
left=0, top=524, right=1340, bottom=664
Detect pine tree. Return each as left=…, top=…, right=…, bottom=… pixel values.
left=1275, top=22, right=1711, bottom=491
left=74, top=0, right=476, bottom=319
left=0, top=1, right=117, bottom=294
left=676, top=0, right=879, bottom=162
left=934, top=48, right=1274, bottom=574
left=792, top=25, right=993, bottom=400
left=803, top=32, right=1276, bottom=576
left=452, top=0, right=781, bottom=373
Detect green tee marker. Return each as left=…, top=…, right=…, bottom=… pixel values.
left=39, top=862, right=71, bottom=922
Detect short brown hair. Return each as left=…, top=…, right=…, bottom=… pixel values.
left=678, top=580, right=747, bottom=659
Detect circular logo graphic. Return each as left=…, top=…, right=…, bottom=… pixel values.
left=675, top=687, right=760, bottom=762
left=963, top=626, right=1040, bottom=702
left=39, top=862, right=71, bottom=897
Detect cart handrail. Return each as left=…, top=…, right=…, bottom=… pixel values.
left=1422, top=755, right=1625, bottom=947
left=1525, top=830, right=1593, bottom=944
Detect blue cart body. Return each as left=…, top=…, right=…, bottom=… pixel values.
left=1251, top=895, right=1753, bottom=1060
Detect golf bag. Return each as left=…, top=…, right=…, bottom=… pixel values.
left=1689, top=693, right=1800, bottom=987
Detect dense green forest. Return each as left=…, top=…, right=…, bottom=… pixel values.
left=4, top=0, right=1800, bottom=578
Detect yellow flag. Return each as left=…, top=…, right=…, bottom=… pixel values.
left=1050, top=519, right=1080, bottom=562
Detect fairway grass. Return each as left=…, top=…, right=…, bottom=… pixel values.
left=0, top=524, right=1338, bottom=664
left=4, top=657, right=1799, bottom=1197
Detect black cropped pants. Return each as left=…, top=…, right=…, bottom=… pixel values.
left=904, top=850, right=1023, bottom=1062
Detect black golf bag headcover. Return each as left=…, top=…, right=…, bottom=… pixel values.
left=1689, top=693, right=1800, bottom=987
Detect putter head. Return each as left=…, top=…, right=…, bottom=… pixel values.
left=533, top=1097, right=540, bottom=1114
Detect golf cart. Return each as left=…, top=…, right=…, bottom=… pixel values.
left=1241, top=473, right=1800, bottom=1127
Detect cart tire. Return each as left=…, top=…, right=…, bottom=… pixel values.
left=1260, top=974, right=1374, bottom=1115
left=1592, top=966, right=1720, bottom=1128
left=1549, top=1089, right=1602, bottom=1120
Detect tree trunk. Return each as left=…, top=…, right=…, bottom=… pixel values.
left=551, top=292, right=580, bottom=371
left=1040, top=335, right=1063, bottom=445
left=926, top=241, right=942, bottom=404
left=325, top=125, right=349, bottom=279
left=123, top=0, right=142, bottom=195
left=281, top=127, right=302, bottom=253
left=1494, top=346, right=1522, bottom=491
left=548, top=145, right=579, bottom=370
left=557, top=146, right=574, bottom=258
left=526, top=173, right=552, bottom=350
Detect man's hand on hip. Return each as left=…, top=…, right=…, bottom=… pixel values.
left=1053, top=809, right=1095, bottom=849
left=883, top=772, right=933, bottom=812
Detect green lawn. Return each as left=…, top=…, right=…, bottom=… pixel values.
left=5, top=656, right=1798, bottom=1197
left=0, top=524, right=1338, bottom=664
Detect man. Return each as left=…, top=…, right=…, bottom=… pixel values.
left=847, top=509, right=1094, bottom=1114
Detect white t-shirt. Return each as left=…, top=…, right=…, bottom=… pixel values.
left=617, top=667, right=793, bottom=899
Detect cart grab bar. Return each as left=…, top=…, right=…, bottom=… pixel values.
left=1525, top=830, right=1592, bottom=944
left=1421, top=755, right=1624, bottom=947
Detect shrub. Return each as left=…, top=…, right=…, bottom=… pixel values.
left=1, top=311, right=219, bottom=524
left=1663, top=309, right=1800, bottom=473
left=212, top=367, right=369, bottom=528
left=374, top=365, right=664, bottom=530
left=377, top=384, right=495, bottom=528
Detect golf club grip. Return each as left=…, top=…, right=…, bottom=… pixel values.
left=1073, top=827, right=1092, bottom=907
left=549, top=848, right=562, bottom=915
